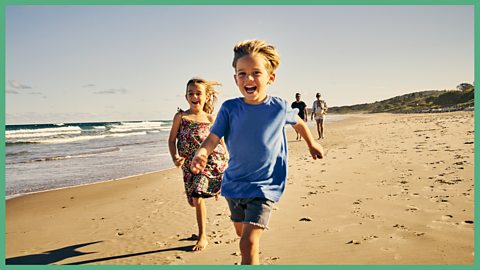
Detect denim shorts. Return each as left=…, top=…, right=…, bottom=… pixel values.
left=225, top=197, right=275, bottom=229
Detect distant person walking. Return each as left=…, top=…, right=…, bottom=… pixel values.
left=311, top=92, right=328, bottom=139
left=291, top=93, right=308, bottom=140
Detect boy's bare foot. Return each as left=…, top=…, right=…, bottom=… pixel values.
left=192, top=237, right=208, bottom=251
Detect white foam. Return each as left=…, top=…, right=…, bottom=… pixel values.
left=7, top=130, right=81, bottom=139
left=6, top=126, right=81, bottom=136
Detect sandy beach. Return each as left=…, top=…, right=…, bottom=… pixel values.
left=6, top=112, right=474, bottom=265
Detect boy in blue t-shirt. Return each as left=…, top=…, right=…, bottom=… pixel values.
left=190, top=39, right=324, bottom=264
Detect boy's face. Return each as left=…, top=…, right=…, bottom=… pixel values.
left=234, top=54, right=275, bottom=105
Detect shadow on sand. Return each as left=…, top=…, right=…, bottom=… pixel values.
left=6, top=240, right=195, bottom=265
left=6, top=241, right=102, bottom=265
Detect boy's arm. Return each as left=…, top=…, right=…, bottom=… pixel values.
left=292, top=115, right=324, bottom=159
left=190, top=133, right=222, bottom=174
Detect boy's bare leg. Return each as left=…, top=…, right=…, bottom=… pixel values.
left=192, top=197, right=208, bottom=251
left=233, top=221, right=243, bottom=237
left=239, top=223, right=264, bottom=265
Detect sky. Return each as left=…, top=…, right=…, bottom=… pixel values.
left=5, top=5, right=474, bottom=124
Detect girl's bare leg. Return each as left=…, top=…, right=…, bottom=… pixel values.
left=192, top=197, right=208, bottom=251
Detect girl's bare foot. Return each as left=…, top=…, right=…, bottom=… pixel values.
left=192, top=236, right=208, bottom=251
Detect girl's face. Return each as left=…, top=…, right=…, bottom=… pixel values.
left=234, top=54, right=275, bottom=105
left=185, top=83, right=207, bottom=112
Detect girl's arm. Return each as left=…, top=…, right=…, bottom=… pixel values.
left=292, top=115, right=324, bottom=159
left=168, top=112, right=185, bottom=167
left=190, top=133, right=221, bottom=174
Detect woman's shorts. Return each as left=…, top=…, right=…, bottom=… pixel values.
left=225, top=197, right=274, bottom=229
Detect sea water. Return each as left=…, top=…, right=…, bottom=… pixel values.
left=5, top=115, right=347, bottom=199
left=5, top=120, right=174, bottom=199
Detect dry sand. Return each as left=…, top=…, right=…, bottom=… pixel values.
left=6, top=112, right=474, bottom=265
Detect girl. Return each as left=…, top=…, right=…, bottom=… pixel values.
left=168, top=78, right=228, bottom=251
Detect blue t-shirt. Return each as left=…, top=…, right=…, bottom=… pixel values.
left=210, top=96, right=298, bottom=202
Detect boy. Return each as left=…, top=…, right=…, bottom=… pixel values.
left=190, top=39, right=324, bottom=264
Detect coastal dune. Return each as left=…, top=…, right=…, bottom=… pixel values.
left=6, top=112, right=474, bottom=265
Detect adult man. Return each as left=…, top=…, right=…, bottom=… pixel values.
left=311, top=92, right=328, bottom=139
left=291, top=93, right=308, bottom=140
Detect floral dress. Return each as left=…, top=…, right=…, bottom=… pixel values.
left=177, top=117, right=227, bottom=201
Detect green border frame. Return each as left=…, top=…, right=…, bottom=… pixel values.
left=1, top=0, right=477, bottom=269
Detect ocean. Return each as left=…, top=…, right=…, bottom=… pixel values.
left=5, top=120, right=174, bottom=199
left=5, top=115, right=347, bottom=200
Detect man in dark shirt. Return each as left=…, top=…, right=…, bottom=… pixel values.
left=291, top=93, right=308, bottom=140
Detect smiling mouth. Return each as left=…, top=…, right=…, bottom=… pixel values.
left=192, top=101, right=200, bottom=105
left=245, top=86, right=257, bottom=94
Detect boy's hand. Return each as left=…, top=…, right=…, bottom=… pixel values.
left=309, top=142, right=324, bottom=160
left=190, top=152, right=208, bottom=174
left=173, top=155, right=185, bottom=167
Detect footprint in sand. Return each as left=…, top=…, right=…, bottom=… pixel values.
left=405, top=205, right=419, bottom=212
left=155, top=241, right=168, bottom=246
left=393, top=224, right=410, bottom=231
left=345, top=240, right=361, bottom=245
left=264, top=256, right=280, bottom=264
left=362, top=235, right=379, bottom=242
left=165, top=254, right=185, bottom=265
left=441, top=215, right=453, bottom=220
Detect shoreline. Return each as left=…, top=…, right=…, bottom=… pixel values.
left=6, top=111, right=474, bottom=265
left=5, top=167, right=177, bottom=201
left=6, top=114, right=348, bottom=201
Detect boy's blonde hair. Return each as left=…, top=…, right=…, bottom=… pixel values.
left=232, top=39, right=280, bottom=74
left=186, top=77, right=221, bottom=114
